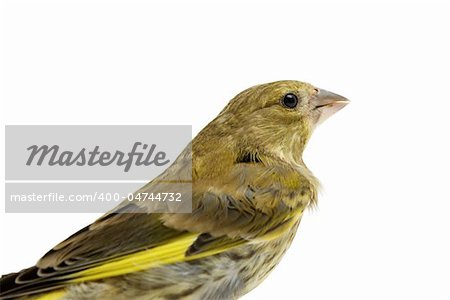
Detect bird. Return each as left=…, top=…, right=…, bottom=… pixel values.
left=0, top=80, right=349, bottom=300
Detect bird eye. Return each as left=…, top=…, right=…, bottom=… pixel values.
left=281, top=93, right=298, bottom=108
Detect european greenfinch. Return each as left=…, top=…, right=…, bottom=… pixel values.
left=0, top=80, right=349, bottom=300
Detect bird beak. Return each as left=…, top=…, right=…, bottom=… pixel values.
left=312, top=89, right=350, bottom=125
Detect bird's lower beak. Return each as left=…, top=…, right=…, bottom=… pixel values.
left=312, top=89, right=350, bottom=125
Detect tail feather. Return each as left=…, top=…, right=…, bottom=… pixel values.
left=0, top=268, right=65, bottom=299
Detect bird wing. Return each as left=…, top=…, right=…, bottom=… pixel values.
left=0, top=206, right=247, bottom=299
left=0, top=164, right=311, bottom=299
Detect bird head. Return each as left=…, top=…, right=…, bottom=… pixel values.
left=194, top=80, right=349, bottom=172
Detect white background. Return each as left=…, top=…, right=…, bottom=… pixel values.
left=1, top=0, right=449, bottom=299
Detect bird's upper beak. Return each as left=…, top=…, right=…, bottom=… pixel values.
left=312, top=89, right=350, bottom=125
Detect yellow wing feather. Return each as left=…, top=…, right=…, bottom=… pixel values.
left=31, top=212, right=303, bottom=300
left=34, top=290, right=66, bottom=300
left=68, top=213, right=303, bottom=283
left=69, top=233, right=198, bottom=282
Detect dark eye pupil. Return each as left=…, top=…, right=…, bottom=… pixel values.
left=282, top=93, right=298, bottom=108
